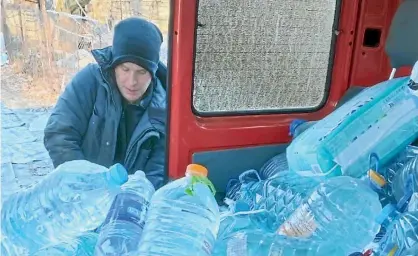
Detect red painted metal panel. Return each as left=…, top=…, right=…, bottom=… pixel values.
left=349, top=0, right=411, bottom=87
left=168, top=0, right=361, bottom=179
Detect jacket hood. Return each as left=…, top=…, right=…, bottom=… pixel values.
left=91, top=46, right=114, bottom=70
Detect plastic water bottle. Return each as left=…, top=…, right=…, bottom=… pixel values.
left=251, top=171, right=316, bottom=232
left=216, top=204, right=260, bottom=241
left=399, top=243, right=418, bottom=256
left=407, top=193, right=418, bottom=212
left=365, top=146, right=418, bottom=208
left=1, top=160, right=128, bottom=255
left=287, top=76, right=418, bottom=179
left=391, top=155, right=418, bottom=203
left=289, top=119, right=316, bottom=139
left=212, top=230, right=347, bottom=256
left=376, top=211, right=418, bottom=256
left=137, top=164, right=220, bottom=256
left=225, top=170, right=317, bottom=232
left=95, top=171, right=155, bottom=255
left=33, top=232, right=98, bottom=256
left=258, top=152, right=288, bottom=180
left=278, top=176, right=383, bottom=253
left=383, top=145, right=418, bottom=182
left=224, top=169, right=263, bottom=209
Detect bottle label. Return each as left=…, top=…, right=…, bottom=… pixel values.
left=277, top=204, right=317, bottom=237
left=103, top=192, right=149, bottom=230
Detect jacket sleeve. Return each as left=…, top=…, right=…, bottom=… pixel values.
left=44, top=64, right=98, bottom=168
left=143, top=134, right=166, bottom=189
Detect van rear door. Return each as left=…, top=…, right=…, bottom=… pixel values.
left=167, top=0, right=400, bottom=195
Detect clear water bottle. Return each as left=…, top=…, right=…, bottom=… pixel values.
left=216, top=204, right=258, bottom=241
left=407, top=193, right=418, bottom=212
left=289, top=119, right=316, bottom=139
left=399, top=243, right=418, bottom=256
left=251, top=171, right=316, bottom=232
left=212, top=230, right=346, bottom=256
left=226, top=170, right=317, bottom=233
left=1, top=160, right=128, bottom=255
left=94, top=171, right=155, bottom=255
left=380, top=145, right=418, bottom=185
left=137, top=164, right=219, bottom=256
left=258, top=152, right=288, bottom=180
left=225, top=170, right=263, bottom=209
left=364, top=147, right=418, bottom=208
left=278, top=176, right=383, bottom=253
left=376, top=211, right=418, bottom=256
left=33, top=232, right=98, bottom=256
left=391, top=155, right=418, bottom=204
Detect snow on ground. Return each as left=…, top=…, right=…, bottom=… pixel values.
left=1, top=103, right=54, bottom=200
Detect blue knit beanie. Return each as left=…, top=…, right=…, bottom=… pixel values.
left=111, top=17, right=163, bottom=76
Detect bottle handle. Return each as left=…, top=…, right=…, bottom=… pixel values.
left=185, top=176, right=217, bottom=196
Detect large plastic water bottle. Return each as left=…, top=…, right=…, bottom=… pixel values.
left=216, top=204, right=261, bottom=241
left=278, top=176, right=382, bottom=253
left=391, top=155, right=418, bottom=203
left=400, top=243, right=418, bottom=256
left=95, top=171, right=155, bottom=255
left=1, top=160, right=128, bottom=255
left=137, top=164, right=219, bottom=256
left=258, top=151, right=288, bottom=180
left=212, top=230, right=346, bottom=256
left=376, top=211, right=418, bottom=256
left=226, top=169, right=316, bottom=212
left=287, top=76, right=418, bottom=180
left=381, top=145, right=418, bottom=185
left=224, top=169, right=263, bottom=209
left=33, top=232, right=98, bottom=256
left=364, top=146, right=418, bottom=208
left=289, top=119, right=317, bottom=139
left=225, top=170, right=317, bottom=233
left=251, top=171, right=317, bottom=232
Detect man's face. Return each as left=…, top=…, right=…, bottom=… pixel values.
left=114, top=62, right=152, bottom=104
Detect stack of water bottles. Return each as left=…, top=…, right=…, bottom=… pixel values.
left=1, top=62, right=418, bottom=255
left=1, top=160, right=220, bottom=256
left=215, top=62, right=418, bottom=256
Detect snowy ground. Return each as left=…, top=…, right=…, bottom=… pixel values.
left=1, top=104, right=54, bottom=200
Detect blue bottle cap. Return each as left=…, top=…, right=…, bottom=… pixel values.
left=108, top=163, right=129, bottom=185
left=289, top=119, right=308, bottom=136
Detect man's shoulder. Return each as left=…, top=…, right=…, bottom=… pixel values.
left=68, top=63, right=103, bottom=91
left=76, top=63, right=102, bottom=81
left=151, top=78, right=167, bottom=109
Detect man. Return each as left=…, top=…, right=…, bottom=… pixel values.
left=44, top=17, right=167, bottom=189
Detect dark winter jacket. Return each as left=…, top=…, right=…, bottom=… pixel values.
left=44, top=46, right=167, bottom=189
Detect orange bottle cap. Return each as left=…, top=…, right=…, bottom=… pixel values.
left=186, top=164, right=208, bottom=177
